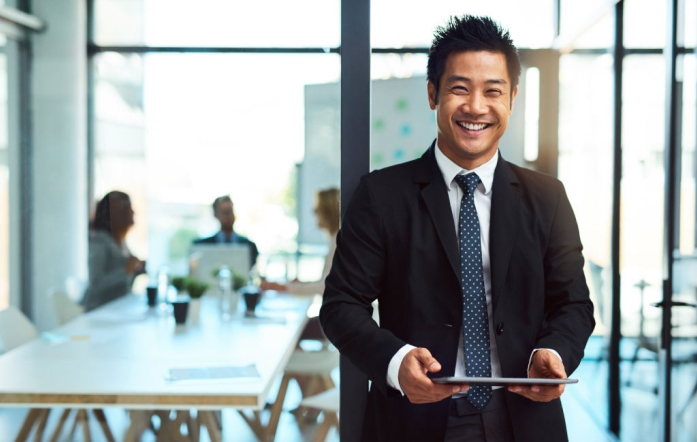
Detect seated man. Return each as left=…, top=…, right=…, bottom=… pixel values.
left=194, top=195, right=259, bottom=268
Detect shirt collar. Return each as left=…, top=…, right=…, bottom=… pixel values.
left=216, top=231, right=236, bottom=242
left=434, top=142, right=498, bottom=194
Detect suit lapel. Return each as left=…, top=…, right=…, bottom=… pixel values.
left=414, top=144, right=460, bottom=280
left=489, top=157, right=521, bottom=310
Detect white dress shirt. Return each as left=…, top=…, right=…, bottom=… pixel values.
left=386, top=144, right=560, bottom=395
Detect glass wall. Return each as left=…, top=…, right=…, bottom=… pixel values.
left=671, top=53, right=697, bottom=442
left=558, top=50, right=614, bottom=429
left=618, top=53, right=666, bottom=442
left=91, top=1, right=341, bottom=298
left=93, top=52, right=340, bottom=285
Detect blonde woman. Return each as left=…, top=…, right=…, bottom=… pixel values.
left=262, top=187, right=340, bottom=296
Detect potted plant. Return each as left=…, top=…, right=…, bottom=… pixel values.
left=232, top=273, right=247, bottom=292
left=210, top=268, right=247, bottom=291
left=171, top=276, right=188, bottom=294
left=185, top=279, right=209, bottom=322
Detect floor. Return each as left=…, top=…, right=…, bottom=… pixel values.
left=2, top=335, right=695, bottom=441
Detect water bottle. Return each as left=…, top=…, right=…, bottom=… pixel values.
left=157, top=266, right=169, bottom=299
left=157, top=265, right=170, bottom=312
left=218, top=265, right=233, bottom=317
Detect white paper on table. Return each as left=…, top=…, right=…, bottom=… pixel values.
left=41, top=330, right=118, bottom=345
left=167, top=364, right=260, bottom=382
left=86, top=311, right=149, bottom=326
left=242, top=315, right=287, bottom=324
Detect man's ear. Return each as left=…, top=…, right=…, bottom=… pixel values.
left=509, top=85, right=518, bottom=113
left=427, top=81, right=437, bottom=110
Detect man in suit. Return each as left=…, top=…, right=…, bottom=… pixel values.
left=319, top=15, right=595, bottom=442
left=194, top=195, right=259, bottom=268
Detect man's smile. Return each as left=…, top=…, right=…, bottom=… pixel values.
left=456, top=120, right=493, bottom=134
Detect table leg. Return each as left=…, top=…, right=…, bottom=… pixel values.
left=68, top=409, right=80, bottom=439
left=187, top=411, right=200, bottom=442
left=236, top=410, right=263, bottom=440
left=264, top=373, right=291, bottom=441
left=313, top=412, right=338, bottom=442
left=31, top=409, right=50, bottom=442
left=172, top=411, right=194, bottom=442
left=49, top=409, right=73, bottom=442
left=124, top=410, right=152, bottom=442
left=14, top=409, right=40, bottom=442
left=76, top=410, right=92, bottom=442
left=321, top=374, right=335, bottom=390
left=92, top=409, right=115, bottom=442
left=198, top=411, right=222, bottom=442
left=153, top=411, right=174, bottom=442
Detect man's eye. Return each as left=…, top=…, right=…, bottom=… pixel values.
left=487, top=89, right=502, bottom=96
left=452, top=86, right=468, bottom=93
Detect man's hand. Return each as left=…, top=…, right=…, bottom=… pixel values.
left=508, top=349, right=567, bottom=402
left=398, top=348, right=468, bottom=404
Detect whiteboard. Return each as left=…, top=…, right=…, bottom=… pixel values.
left=300, top=75, right=526, bottom=245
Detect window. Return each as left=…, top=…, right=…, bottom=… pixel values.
left=93, top=51, right=340, bottom=282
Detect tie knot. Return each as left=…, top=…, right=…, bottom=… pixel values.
left=454, top=173, right=480, bottom=195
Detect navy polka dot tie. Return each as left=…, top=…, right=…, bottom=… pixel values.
left=454, top=173, right=492, bottom=410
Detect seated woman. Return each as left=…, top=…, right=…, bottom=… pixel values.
left=262, top=187, right=339, bottom=298
left=264, top=188, right=340, bottom=344
left=81, top=191, right=146, bottom=312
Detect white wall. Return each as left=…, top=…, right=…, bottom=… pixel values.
left=29, top=0, right=88, bottom=330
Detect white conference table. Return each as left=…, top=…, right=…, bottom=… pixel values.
left=0, top=293, right=312, bottom=441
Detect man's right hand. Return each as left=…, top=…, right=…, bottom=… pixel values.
left=398, top=348, right=468, bottom=404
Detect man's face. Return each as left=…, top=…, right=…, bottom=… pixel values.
left=214, top=200, right=235, bottom=232
left=428, top=50, right=517, bottom=170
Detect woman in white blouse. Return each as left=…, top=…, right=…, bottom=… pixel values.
left=262, top=187, right=339, bottom=298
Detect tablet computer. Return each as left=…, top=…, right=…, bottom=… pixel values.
left=432, top=377, right=578, bottom=386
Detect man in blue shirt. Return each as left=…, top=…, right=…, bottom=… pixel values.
left=194, top=195, right=259, bottom=267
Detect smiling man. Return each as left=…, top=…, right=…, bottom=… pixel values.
left=320, top=15, right=595, bottom=442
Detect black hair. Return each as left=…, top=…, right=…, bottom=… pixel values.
left=427, top=15, right=521, bottom=103
left=91, top=190, right=130, bottom=234
left=212, top=195, right=233, bottom=213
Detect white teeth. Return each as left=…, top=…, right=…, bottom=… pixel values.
left=459, top=122, right=487, bottom=130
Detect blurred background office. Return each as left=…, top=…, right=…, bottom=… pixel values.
left=0, top=0, right=695, bottom=441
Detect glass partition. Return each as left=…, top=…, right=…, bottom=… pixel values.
left=672, top=53, right=697, bottom=442
left=558, top=52, right=614, bottom=428
left=93, top=52, right=341, bottom=290
left=619, top=54, right=666, bottom=442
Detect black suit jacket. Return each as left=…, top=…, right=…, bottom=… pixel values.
left=193, top=232, right=259, bottom=269
left=320, top=145, right=595, bottom=441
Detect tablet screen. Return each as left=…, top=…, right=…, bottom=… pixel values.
left=432, top=377, right=578, bottom=386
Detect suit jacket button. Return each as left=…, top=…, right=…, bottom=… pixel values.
left=496, top=322, right=504, bottom=335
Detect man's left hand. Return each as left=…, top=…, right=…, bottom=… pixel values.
left=508, top=349, right=567, bottom=402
